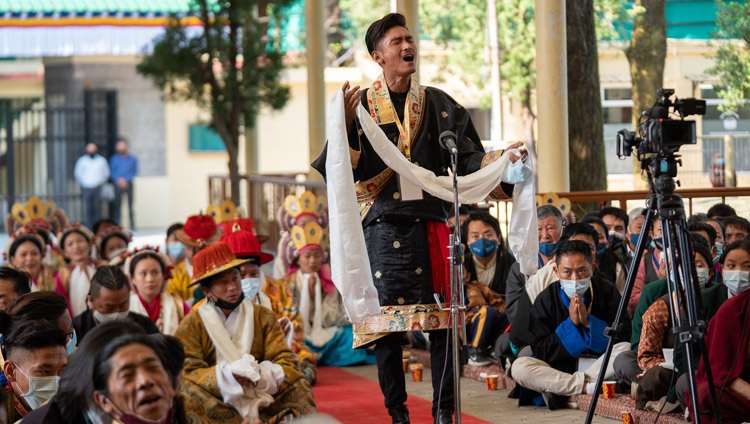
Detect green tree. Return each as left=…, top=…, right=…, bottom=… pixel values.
left=709, top=0, right=750, bottom=114
left=567, top=0, right=606, bottom=193
left=626, top=0, right=667, bottom=186
left=137, top=0, right=293, bottom=204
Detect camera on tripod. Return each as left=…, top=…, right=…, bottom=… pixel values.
left=616, top=88, right=707, bottom=159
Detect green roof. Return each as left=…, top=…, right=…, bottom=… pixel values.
left=0, top=0, right=191, bottom=14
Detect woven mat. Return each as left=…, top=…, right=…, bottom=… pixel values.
left=571, top=394, right=685, bottom=424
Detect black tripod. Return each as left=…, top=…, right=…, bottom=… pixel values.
left=585, top=153, right=721, bottom=424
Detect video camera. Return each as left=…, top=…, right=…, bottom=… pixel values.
left=616, top=88, right=706, bottom=159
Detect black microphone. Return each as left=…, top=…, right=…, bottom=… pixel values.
left=439, top=131, right=458, bottom=154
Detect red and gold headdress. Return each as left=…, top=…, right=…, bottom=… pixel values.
left=5, top=197, right=69, bottom=242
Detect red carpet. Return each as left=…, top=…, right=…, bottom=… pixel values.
left=313, top=366, right=491, bottom=424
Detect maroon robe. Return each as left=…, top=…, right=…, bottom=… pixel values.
left=689, top=289, right=750, bottom=423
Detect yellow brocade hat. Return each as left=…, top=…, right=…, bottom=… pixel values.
left=282, top=191, right=326, bottom=226
left=290, top=221, right=329, bottom=254
left=5, top=197, right=69, bottom=239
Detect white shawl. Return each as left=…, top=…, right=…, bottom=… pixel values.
left=129, top=292, right=181, bottom=335
left=325, top=90, right=538, bottom=325
left=296, top=272, right=338, bottom=348
left=198, top=300, right=284, bottom=422
left=69, top=264, right=95, bottom=317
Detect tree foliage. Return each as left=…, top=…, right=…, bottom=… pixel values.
left=137, top=0, right=293, bottom=203
left=709, top=0, right=750, bottom=114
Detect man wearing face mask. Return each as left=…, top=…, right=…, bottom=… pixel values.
left=1, top=321, right=67, bottom=422
left=623, top=208, right=648, bottom=266
left=164, top=223, right=186, bottom=265
left=628, top=219, right=663, bottom=315
left=599, top=206, right=629, bottom=263
left=509, top=240, right=630, bottom=410
left=218, top=219, right=318, bottom=385
left=72, top=266, right=158, bottom=340
left=174, top=242, right=316, bottom=423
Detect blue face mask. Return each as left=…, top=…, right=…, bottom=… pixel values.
left=714, top=242, right=724, bottom=265
left=539, top=241, right=559, bottom=257
left=166, top=242, right=185, bottom=260
left=630, top=233, right=652, bottom=249
left=596, top=242, right=607, bottom=257
left=469, top=238, right=498, bottom=258
left=66, top=329, right=77, bottom=356
left=241, top=277, right=262, bottom=300
left=717, top=158, right=726, bottom=165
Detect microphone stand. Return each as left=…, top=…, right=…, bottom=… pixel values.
left=447, top=146, right=466, bottom=424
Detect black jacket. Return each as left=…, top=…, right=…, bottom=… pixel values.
left=464, top=249, right=517, bottom=297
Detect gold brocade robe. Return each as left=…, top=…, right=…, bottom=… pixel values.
left=166, top=260, right=194, bottom=301
left=262, top=276, right=317, bottom=367
left=174, top=303, right=316, bottom=423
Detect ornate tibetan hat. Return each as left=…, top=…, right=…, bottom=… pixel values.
left=4, top=225, right=46, bottom=261
left=95, top=226, right=133, bottom=259
left=174, top=213, right=218, bottom=248
left=278, top=191, right=328, bottom=233
left=5, top=197, right=69, bottom=242
left=189, top=241, right=249, bottom=287
left=206, top=199, right=240, bottom=226
left=220, top=220, right=274, bottom=265
left=114, top=246, right=174, bottom=281
left=290, top=221, right=329, bottom=255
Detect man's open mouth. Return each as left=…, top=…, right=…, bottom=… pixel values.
left=139, top=395, right=161, bottom=407
left=403, top=54, right=415, bottom=62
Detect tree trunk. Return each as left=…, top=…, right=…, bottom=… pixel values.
left=626, top=0, right=667, bottom=189
left=228, top=152, right=241, bottom=206
left=566, top=0, right=606, bottom=203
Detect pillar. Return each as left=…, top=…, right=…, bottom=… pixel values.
left=534, top=0, right=569, bottom=192
left=306, top=0, right=326, bottom=181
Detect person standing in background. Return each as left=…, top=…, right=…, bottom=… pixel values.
left=109, top=138, right=138, bottom=229
left=74, top=143, right=109, bottom=230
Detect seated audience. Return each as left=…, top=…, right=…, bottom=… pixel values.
left=581, top=215, right=626, bottom=293
left=174, top=241, right=316, bottom=423
left=705, top=202, right=736, bottom=221
left=624, top=208, right=648, bottom=266
left=220, top=219, right=318, bottom=385
left=633, top=240, right=717, bottom=411
left=1, top=320, right=67, bottom=422
left=94, top=226, right=131, bottom=261
left=0, top=267, right=31, bottom=311
left=688, top=221, right=718, bottom=260
left=628, top=219, right=662, bottom=315
left=92, top=334, right=187, bottom=423
left=73, top=265, right=159, bottom=340
left=687, top=261, right=750, bottom=423
left=57, top=224, right=104, bottom=316
left=6, top=292, right=77, bottom=357
left=462, top=211, right=517, bottom=296
left=165, top=223, right=186, bottom=265
left=283, top=221, right=372, bottom=367
left=505, top=205, right=564, bottom=324
left=614, top=238, right=712, bottom=385
left=167, top=214, right=217, bottom=305
left=5, top=227, right=57, bottom=292
left=19, top=320, right=150, bottom=423
left=598, top=206, right=629, bottom=261
left=510, top=240, right=630, bottom=409
left=125, top=249, right=188, bottom=335
left=722, top=215, right=750, bottom=245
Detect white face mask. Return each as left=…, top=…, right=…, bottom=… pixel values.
left=15, top=364, right=60, bottom=409
left=696, top=267, right=710, bottom=288
left=241, top=277, right=262, bottom=300
left=723, top=270, right=750, bottom=295
left=93, top=310, right=130, bottom=323
left=608, top=230, right=626, bottom=240
left=560, top=277, right=591, bottom=298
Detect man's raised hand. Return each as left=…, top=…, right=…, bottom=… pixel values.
left=342, top=81, right=361, bottom=132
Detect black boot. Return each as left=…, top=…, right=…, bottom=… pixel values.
left=434, top=409, right=453, bottom=424
left=389, top=406, right=410, bottom=424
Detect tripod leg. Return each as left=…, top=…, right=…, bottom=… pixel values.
left=584, top=202, right=656, bottom=424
